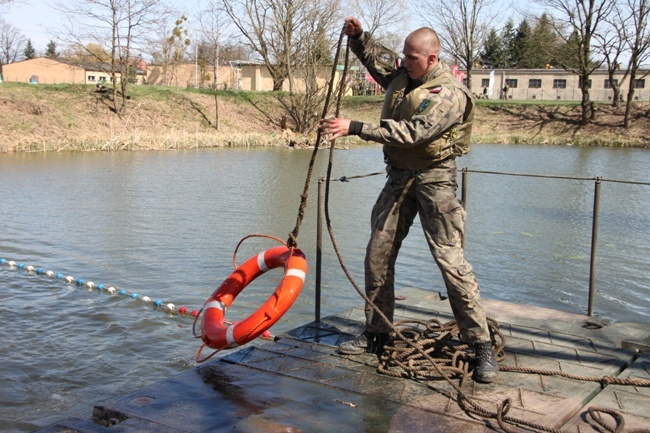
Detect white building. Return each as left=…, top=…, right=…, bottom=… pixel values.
left=465, top=68, right=649, bottom=102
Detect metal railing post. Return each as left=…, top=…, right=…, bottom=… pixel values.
left=588, top=177, right=601, bottom=316
left=315, top=177, right=324, bottom=323
left=461, top=168, right=468, bottom=249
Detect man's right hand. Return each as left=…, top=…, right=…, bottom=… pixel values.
left=344, top=17, right=363, bottom=38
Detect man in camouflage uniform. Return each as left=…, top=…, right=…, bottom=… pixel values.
left=319, top=18, right=498, bottom=383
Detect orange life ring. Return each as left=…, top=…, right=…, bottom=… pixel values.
left=200, top=245, right=307, bottom=351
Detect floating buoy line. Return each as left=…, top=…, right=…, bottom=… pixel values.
left=0, top=257, right=274, bottom=341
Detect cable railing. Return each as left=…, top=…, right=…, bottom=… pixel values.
left=314, top=169, right=650, bottom=322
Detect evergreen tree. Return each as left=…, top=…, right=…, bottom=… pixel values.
left=526, top=14, right=559, bottom=68
left=23, top=39, right=36, bottom=59
left=511, top=19, right=532, bottom=68
left=500, top=19, right=517, bottom=68
left=45, top=40, right=58, bottom=59
left=556, top=30, right=583, bottom=71
left=479, top=29, right=506, bottom=68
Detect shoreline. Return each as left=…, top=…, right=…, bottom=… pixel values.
left=1, top=83, right=648, bottom=152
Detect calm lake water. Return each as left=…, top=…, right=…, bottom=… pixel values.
left=1, top=144, right=649, bottom=432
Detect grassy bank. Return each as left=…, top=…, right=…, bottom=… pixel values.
left=1, top=82, right=648, bottom=152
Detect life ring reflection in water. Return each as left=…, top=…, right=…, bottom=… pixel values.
left=196, top=245, right=307, bottom=359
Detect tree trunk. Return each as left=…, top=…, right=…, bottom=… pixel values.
left=612, top=84, right=621, bottom=108
left=624, top=69, right=636, bottom=129
left=580, top=74, right=593, bottom=124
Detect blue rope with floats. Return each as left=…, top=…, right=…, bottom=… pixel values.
left=0, top=257, right=275, bottom=341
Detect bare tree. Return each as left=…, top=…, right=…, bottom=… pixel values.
left=621, top=0, right=650, bottom=128
left=221, top=0, right=342, bottom=134
left=593, top=7, right=628, bottom=107
left=167, top=15, right=191, bottom=87
left=221, top=0, right=287, bottom=91
left=54, top=0, right=169, bottom=115
left=280, top=0, right=341, bottom=134
left=0, top=17, right=25, bottom=65
left=539, top=0, right=615, bottom=123
left=416, top=0, right=501, bottom=91
left=354, top=0, right=406, bottom=37
left=197, top=0, right=237, bottom=130
left=150, top=28, right=176, bottom=86
left=222, top=0, right=341, bottom=92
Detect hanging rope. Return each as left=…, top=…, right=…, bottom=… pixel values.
left=286, top=26, right=350, bottom=249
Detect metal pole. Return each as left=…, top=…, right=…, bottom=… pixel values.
left=461, top=168, right=468, bottom=249
left=315, top=178, right=324, bottom=323
left=588, top=177, right=601, bottom=316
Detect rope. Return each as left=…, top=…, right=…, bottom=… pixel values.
left=331, top=171, right=384, bottom=182
left=377, top=318, right=506, bottom=385
left=0, top=257, right=277, bottom=364
left=462, top=168, right=650, bottom=186
left=586, top=406, right=650, bottom=433
left=195, top=28, right=353, bottom=362
left=379, top=317, right=650, bottom=390
left=498, top=365, right=650, bottom=387
left=232, top=233, right=287, bottom=268
left=286, top=26, right=349, bottom=249
left=0, top=258, right=204, bottom=319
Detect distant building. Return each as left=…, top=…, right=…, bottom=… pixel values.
left=1, top=57, right=145, bottom=85
left=145, top=61, right=341, bottom=92
left=1, top=57, right=342, bottom=93
left=465, top=68, right=649, bottom=102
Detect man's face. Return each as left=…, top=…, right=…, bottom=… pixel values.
left=402, top=40, right=434, bottom=79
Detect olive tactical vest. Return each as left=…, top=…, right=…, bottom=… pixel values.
left=381, top=69, right=474, bottom=171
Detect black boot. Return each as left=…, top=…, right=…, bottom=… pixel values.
left=473, top=341, right=499, bottom=383
left=368, top=332, right=391, bottom=357
left=338, top=331, right=390, bottom=355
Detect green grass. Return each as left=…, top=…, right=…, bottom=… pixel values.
left=476, top=99, right=581, bottom=107
left=0, top=81, right=592, bottom=109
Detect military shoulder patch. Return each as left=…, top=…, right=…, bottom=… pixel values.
left=417, top=99, right=431, bottom=113
left=429, top=86, right=442, bottom=94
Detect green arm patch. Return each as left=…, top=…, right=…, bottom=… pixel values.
left=417, top=99, right=431, bottom=113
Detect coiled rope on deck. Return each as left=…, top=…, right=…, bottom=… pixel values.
left=377, top=318, right=507, bottom=385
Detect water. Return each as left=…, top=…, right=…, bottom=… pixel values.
left=1, top=145, right=649, bottom=432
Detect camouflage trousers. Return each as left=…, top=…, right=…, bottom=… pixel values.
left=364, top=159, right=491, bottom=344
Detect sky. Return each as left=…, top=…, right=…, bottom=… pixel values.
left=2, top=0, right=529, bottom=59
left=1, top=1, right=56, bottom=53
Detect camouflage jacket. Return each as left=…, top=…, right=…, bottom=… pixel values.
left=349, top=32, right=474, bottom=171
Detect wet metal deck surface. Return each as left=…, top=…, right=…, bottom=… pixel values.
left=35, top=288, right=650, bottom=432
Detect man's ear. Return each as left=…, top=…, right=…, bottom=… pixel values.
left=428, top=54, right=437, bottom=65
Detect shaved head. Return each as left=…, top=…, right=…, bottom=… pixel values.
left=405, top=28, right=441, bottom=57
left=402, top=27, right=441, bottom=78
